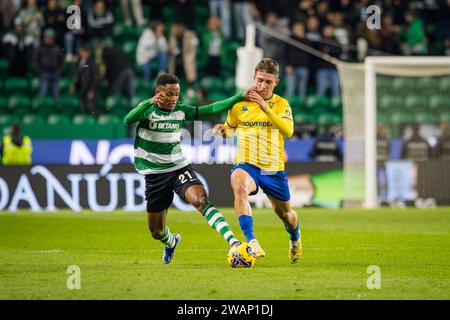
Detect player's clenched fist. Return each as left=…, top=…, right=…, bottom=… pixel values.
left=213, top=124, right=227, bottom=137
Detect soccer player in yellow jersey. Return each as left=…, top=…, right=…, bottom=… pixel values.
left=215, top=58, right=302, bottom=263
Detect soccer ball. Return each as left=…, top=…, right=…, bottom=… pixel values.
left=227, top=242, right=256, bottom=268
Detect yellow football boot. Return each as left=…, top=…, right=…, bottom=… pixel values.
left=249, top=239, right=266, bottom=258
left=289, top=238, right=302, bottom=264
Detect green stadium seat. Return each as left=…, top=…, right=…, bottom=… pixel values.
left=223, top=77, right=236, bottom=93
left=200, top=76, right=223, bottom=92
left=440, top=112, right=450, bottom=122
left=416, top=77, right=434, bottom=91
left=294, top=113, right=315, bottom=124
left=439, top=77, right=450, bottom=91
left=4, top=78, right=29, bottom=95
left=106, top=96, right=129, bottom=110
left=414, top=112, right=439, bottom=123
left=58, top=95, right=80, bottom=110
left=208, top=91, right=228, bottom=102
left=98, top=115, right=121, bottom=125
left=47, top=114, right=70, bottom=125
left=305, top=96, right=329, bottom=110
left=391, top=111, right=414, bottom=124
left=0, top=115, right=20, bottom=127
left=135, top=78, right=152, bottom=91
left=329, top=96, right=342, bottom=110
left=379, top=95, right=403, bottom=111
left=113, top=23, right=137, bottom=41
left=22, top=115, right=46, bottom=125
left=59, top=77, right=74, bottom=94
left=428, top=95, right=447, bottom=112
left=392, top=78, right=414, bottom=92
left=7, top=95, right=31, bottom=112
left=183, top=94, right=198, bottom=106
left=404, top=95, right=427, bottom=111
left=122, top=40, right=137, bottom=56
left=31, top=96, right=56, bottom=113
left=377, top=113, right=390, bottom=125
left=289, top=96, right=305, bottom=111
left=73, top=114, right=96, bottom=125
left=318, top=113, right=341, bottom=126
left=30, top=77, right=40, bottom=95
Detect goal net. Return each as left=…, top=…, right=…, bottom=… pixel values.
left=338, top=57, right=450, bottom=208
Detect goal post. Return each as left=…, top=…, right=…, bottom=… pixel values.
left=339, top=57, right=450, bottom=208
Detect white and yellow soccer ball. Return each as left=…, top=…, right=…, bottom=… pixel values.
left=227, top=242, right=256, bottom=268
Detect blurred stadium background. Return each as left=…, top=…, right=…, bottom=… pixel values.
left=0, top=0, right=449, bottom=209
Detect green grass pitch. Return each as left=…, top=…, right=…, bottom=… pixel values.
left=0, top=208, right=449, bottom=300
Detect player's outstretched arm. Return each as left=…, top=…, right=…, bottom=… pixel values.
left=196, top=93, right=245, bottom=119
left=124, top=99, right=152, bottom=124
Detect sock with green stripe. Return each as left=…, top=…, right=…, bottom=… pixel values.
left=157, top=226, right=176, bottom=248
left=201, top=203, right=239, bottom=246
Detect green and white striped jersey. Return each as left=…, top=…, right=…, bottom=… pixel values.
left=132, top=100, right=198, bottom=175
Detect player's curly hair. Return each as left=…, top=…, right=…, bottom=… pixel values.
left=255, top=58, right=279, bottom=77
left=157, top=73, right=180, bottom=86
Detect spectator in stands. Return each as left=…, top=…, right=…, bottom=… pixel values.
left=43, top=0, right=66, bottom=46
left=34, top=28, right=64, bottom=101
left=136, top=21, right=169, bottom=81
left=259, top=12, right=289, bottom=75
left=0, top=124, right=33, bottom=166
left=379, top=13, right=402, bottom=55
left=2, top=19, right=34, bottom=76
left=309, top=126, right=342, bottom=162
left=1, top=0, right=20, bottom=29
left=209, top=0, right=231, bottom=39
left=121, top=0, right=147, bottom=26
left=202, top=16, right=224, bottom=77
left=315, top=0, right=332, bottom=26
left=433, top=122, right=450, bottom=160
left=305, top=16, right=322, bottom=42
left=315, top=25, right=341, bottom=98
left=72, top=44, right=100, bottom=115
left=16, top=0, right=44, bottom=48
left=232, top=0, right=254, bottom=41
left=377, top=123, right=390, bottom=162
left=173, top=0, right=197, bottom=31
left=401, top=9, right=428, bottom=55
left=101, top=44, right=135, bottom=99
left=401, top=124, right=432, bottom=161
left=168, top=23, right=198, bottom=97
left=64, top=0, right=88, bottom=62
left=87, top=0, right=114, bottom=45
left=285, top=21, right=310, bottom=100
left=329, top=11, right=350, bottom=61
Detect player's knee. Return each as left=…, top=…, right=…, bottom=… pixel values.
left=149, top=227, right=164, bottom=239
left=190, top=194, right=208, bottom=212
left=232, top=184, right=249, bottom=199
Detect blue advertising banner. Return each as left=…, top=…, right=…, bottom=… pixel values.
left=30, top=139, right=351, bottom=165
left=28, top=138, right=410, bottom=165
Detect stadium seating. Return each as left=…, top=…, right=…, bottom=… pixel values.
left=0, top=59, right=9, bottom=77
left=4, top=78, right=29, bottom=95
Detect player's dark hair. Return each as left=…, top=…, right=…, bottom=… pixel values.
left=157, top=73, right=180, bottom=86
left=255, top=58, right=279, bottom=77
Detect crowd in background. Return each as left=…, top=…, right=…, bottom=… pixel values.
left=1, top=0, right=450, bottom=162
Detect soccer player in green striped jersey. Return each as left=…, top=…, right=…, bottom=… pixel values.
left=124, top=73, right=244, bottom=264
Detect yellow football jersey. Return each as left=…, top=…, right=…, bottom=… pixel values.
left=224, top=94, right=293, bottom=171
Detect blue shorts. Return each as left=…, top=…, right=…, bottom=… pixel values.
left=231, top=163, right=291, bottom=202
